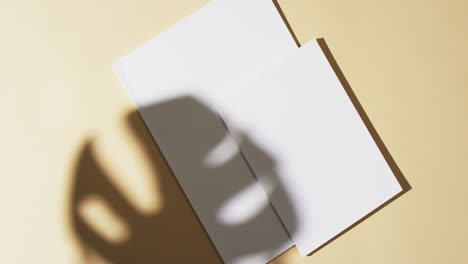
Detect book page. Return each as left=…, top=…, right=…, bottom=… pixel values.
left=218, top=39, right=403, bottom=256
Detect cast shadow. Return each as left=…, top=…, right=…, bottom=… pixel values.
left=70, top=96, right=296, bottom=264
left=273, top=0, right=301, bottom=47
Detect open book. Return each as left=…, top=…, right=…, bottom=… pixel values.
left=113, top=0, right=406, bottom=263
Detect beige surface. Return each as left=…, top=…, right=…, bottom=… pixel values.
left=1, top=0, right=467, bottom=263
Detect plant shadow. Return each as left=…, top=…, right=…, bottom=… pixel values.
left=70, top=96, right=296, bottom=264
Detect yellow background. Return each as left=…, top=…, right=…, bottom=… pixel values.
left=1, top=0, right=467, bottom=263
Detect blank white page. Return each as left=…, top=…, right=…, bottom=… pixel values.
left=113, top=0, right=297, bottom=263
left=218, top=39, right=403, bottom=256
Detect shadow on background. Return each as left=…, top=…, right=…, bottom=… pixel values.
left=70, top=97, right=296, bottom=264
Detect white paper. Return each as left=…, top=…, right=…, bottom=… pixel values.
left=218, top=39, right=403, bottom=256
left=113, top=0, right=297, bottom=263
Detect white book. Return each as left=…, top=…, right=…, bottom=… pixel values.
left=217, top=39, right=404, bottom=255
left=113, top=0, right=298, bottom=263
